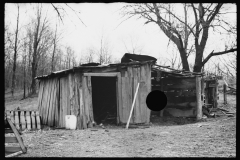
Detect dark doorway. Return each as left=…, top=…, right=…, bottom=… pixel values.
left=91, top=76, right=117, bottom=125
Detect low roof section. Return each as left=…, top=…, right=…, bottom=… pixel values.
left=35, top=60, right=156, bottom=80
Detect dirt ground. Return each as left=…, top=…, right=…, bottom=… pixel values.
left=5, top=91, right=236, bottom=157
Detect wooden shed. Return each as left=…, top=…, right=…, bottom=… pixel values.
left=36, top=61, right=154, bottom=129
left=151, top=64, right=204, bottom=119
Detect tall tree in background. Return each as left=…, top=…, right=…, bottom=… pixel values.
left=31, top=4, right=53, bottom=95
left=122, top=3, right=237, bottom=72
left=11, top=4, right=20, bottom=96
left=122, top=34, right=145, bottom=55
left=51, top=23, right=58, bottom=72
left=98, top=34, right=112, bottom=64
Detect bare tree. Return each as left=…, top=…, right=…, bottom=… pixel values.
left=11, top=4, right=20, bottom=96
left=5, top=24, right=14, bottom=91
left=51, top=23, right=58, bottom=72
left=122, top=34, right=144, bottom=55
left=97, top=34, right=112, bottom=64
left=82, top=47, right=97, bottom=64
left=22, top=41, right=27, bottom=99
left=30, top=4, right=53, bottom=94
left=122, top=3, right=237, bottom=72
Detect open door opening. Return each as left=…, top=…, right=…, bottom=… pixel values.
left=91, top=76, right=117, bottom=125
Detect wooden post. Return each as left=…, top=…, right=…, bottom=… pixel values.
left=214, top=79, right=218, bottom=108
left=159, top=76, right=164, bottom=117
left=223, top=84, right=227, bottom=104
left=126, top=82, right=140, bottom=129
left=196, top=76, right=202, bottom=120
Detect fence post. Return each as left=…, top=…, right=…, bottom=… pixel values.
left=196, top=76, right=202, bottom=120
left=223, top=84, right=227, bottom=104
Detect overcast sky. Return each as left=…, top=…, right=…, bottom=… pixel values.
left=5, top=3, right=236, bottom=70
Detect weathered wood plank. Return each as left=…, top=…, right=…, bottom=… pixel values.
left=40, top=80, right=49, bottom=124
left=31, top=111, right=36, bottom=130
left=91, top=67, right=118, bottom=73
left=39, top=80, right=46, bottom=122
left=66, top=76, right=70, bottom=116
left=68, top=73, right=74, bottom=115
left=51, top=78, right=57, bottom=126
left=163, top=90, right=196, bottom=97
left=63, top=76, right=69, bottom=127
left=50, top=78, right=58, bottom=126
left=133, top=77, right=140, bottom=123
left=6, top=118, right=27, bottom=153
left=140, top=65, right=148, bottom=123
left=26, top=111, right=31, bottom=130
left=82, top=76, right=87, bottom=129
left=46, top=79, right=54, bottom=126
left=43, top=79, right=52, bottom=124
left=59, top=77, right=63, bottom=127
left=5, top=151, right=23, bottom=157
left=196, top=76, right=202, bottom=120
left=166, top=95, right=196, bottom=103
left=117, top=73, right=122, bottom=124
left=88, top=76, right=94, bottom=128
left=48, top=78, right=56, bottom=125
left=121, top=77, right=127, bottom=123
left=37, top=80, right=44, bottom=116
left=10, top=111, right=14, bottom=124
left=145, top=63, right=151, bottom=123
left=5, top=146, right=22, bottom=153
left=164, top=108, right=196, bottom=117
left=162, top=77, right=196, bottom=90
left=6, top=110, right=11, bottom=119
left=54, top=78, right=59, bottom=127
left=83, top=72, right=119, bottom=77
left=77, top=73, right=83, bottom=129
left=5, top=136, right=21, bottom=143
left=20, top=111, right=26, bottom=130
left=166, top=102, right=197, bottom=109
left=35, top=111, right=41, bottom=130
left=136, top=67, right=142, bottom=123
left=83, top=76, right=89, bottom=127
left=131, top=67, right=137, bottom=123
left=14, top=111, right=20, bottom=130
left=127, top=67, right=133, bottom=123
left=79, top=87, right=84, bottom=129
left=72, top=73, right=78, bottom=117
left=5, top=128, right=14, bottom=133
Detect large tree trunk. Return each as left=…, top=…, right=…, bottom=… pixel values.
left=193, top=24, right=209, bottom=72
left=31, top=60, right=37, bottom=95
left=177, top=47, right=190, bottom=71
left=31, top=25, right=40, bottom=95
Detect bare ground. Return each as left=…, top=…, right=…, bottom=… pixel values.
left=5, top=91, right=236, bottom=157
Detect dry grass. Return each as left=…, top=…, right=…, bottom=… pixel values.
left=5, top=89, right=236, bottom=157
left=5, top=89, right=38, bottom=111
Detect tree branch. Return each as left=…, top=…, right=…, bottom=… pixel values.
left=207, top=3, right=223, bottom=23
left=51, top=4, right=64, bottom=25
left=202, top=48, right=237, bottom=65
left=153, top=3, right=181, bottom=47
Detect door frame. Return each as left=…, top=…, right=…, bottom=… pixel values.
left=83, top=72, right=121, bottom=124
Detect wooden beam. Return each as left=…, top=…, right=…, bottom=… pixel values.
left=126, top=83, right=140, bottom=129
left=6, top=118, right=27, bottom=153
left=196, top=76, right=202, bottom=120
left=223, top=84, right=227, bottom=104
left=5, top=147, right=22, bottom=153
left=5, top=151, right=23, bottom=157
left=5, top=137, right=21, bottom=143
left=83, top=72, right=119, bottom=77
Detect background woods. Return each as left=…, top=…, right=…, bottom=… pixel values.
left=5, top=3, right=236, bottom=98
